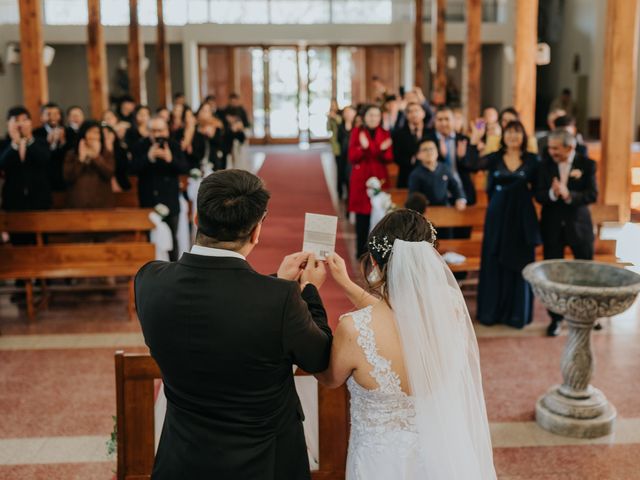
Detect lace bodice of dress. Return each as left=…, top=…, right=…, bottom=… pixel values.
left=346, top=306, right=417, bottom=441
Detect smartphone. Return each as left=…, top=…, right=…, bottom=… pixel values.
left=475, top=120, right=486, bottom=130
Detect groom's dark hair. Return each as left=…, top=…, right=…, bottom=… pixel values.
left=196, top=169, right=271, bottom=244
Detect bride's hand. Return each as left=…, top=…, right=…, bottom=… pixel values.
left=326, top=253, right=351, bottom=287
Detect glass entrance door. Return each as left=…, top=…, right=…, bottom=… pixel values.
left=267, top=47, right=300, bottom=140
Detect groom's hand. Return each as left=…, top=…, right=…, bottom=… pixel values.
left=300, top=253, right=326, bottom=290
left=277, top=252, right=310, bottom=281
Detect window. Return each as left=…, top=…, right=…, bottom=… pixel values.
left=138, top=0, right=158, bottom=25
left=0, top=0, right=18, bottom=24
left=163, top=0, right=188, bottom=25
left=332, top=0, right=393, bottom=24
left=270, top=1, right=330, bottom=24
left=187, top=0, right=208, bottom=24
left=210, top=1, right=268, bottom=24
left=101, top=0, right=128, bottom=26
left=42, top=0, right=400, bottom=25
left=44, top=0, right=88, bottom=25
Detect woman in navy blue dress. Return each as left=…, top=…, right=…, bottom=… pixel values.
left=467, top=120, right=541, bottom=328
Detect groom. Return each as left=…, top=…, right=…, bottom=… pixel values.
left=135, top=169, right=332, bottom=479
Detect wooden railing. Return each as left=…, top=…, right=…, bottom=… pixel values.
left=115, top=351, right=349, bottom=480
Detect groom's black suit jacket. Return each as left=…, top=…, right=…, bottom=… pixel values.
left=135, top=252, right=333, bottom=480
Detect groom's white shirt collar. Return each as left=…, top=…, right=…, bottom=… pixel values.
left=190, top=245, right=246, bottom=260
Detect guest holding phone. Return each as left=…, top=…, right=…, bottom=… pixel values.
left=130, top=116, right=190, bottom=260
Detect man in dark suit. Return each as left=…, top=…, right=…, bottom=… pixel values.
left=425, top=105, right=475, bottom=205
left=136, top=169, right=332, bottom=479
left=535, top=129, right=598, bottom=336
left=392, top=102, right=430, bottom=188
left=0, top=106, right=52, bottom=214
left=33, top=102, right=68, bottom=191
left=130, top=115, right=190, bottom=260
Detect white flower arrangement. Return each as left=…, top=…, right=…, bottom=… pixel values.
left=154, top=203, right=170, bottom=218
left=189, top=168, right=203, bottom=180
left=366, top=176, right=396, bottom=214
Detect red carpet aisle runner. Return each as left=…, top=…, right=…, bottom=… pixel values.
left=250, top=151, right=354, bottom=329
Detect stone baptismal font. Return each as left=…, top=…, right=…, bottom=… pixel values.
left=523, top=260, right=640, bottom=438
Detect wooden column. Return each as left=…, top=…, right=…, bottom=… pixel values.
left=156, top=0, right=171, bottom=108
left=87, top=0, right=109, bottom=119
left=414, top=0, right=424, bottom=91
left=18, top=0, right=48, bottom=124
left=431, top=0, right=447, bottom=100
left=600, top=0, right=640, bottom=221
left=128, top=0, right=147, bottom=104
left=465, top=0, right=482, bottom=121
left=513, top=0, right=538, bottom=134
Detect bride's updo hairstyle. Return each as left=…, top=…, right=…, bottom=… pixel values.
left=363, top=209, right=437, bottom=303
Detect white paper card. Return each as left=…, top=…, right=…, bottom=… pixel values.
left=303, top=213, right=338, bottom=260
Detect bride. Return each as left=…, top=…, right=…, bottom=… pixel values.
left=316, top=209, right=496, bottom=479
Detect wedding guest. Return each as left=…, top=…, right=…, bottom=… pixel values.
left=65, top=105, right=85, bottom=149
left=130, top=116, right=190, bottom=260
left=453, top=107, right=466, bottom=135
left=392, top=102, right=430, bottom=188
left=0, top=106, right=52, bottom=213
left=481, top=106, right=538, bottom=155
left=337, top=105, right=357, bottom=202
left=327, top=100, right=342, bottom=196
left=63, top=120, right=115, bottom=209
left=537, top=108, right=566, bottom=154
left=424, top=106, right=475, bottom=204
left=468, top=120, right=541, bottom=328
left=550, top=88, right=577, bottom=117
left=101, top=123, right=131, bottom=192
left=117, top=95, right=136, bottom=124
left=172, top=107, right=198, bottom=165
left=382, top=95, right=401, bottom=132
left=348, top=104, right=393, bottom=258
left=156, top=106, right=171, bottom=124
left=535, top=129, right=598, bottom=336
left=404, top=191, right=428, bottom=216
left=170, top=103, right=186, bottom=134
left=102, top=109, right=129, bottom=141
left=225, top=92, right=250, bottom=128
left=408, top=139, right=466, bottom=210
left=193, top=103, right=226, bottom=171
left=371, top=76, right=388, bottom=104
left=554, top=115, right=588, bottom=157
left=33, top=102, right=68, bottom=191
left=172, top=92, right=186, bottom=107
left=124, top=105, right=151, bottom=150
left=396, top=87, right=434, bottom=131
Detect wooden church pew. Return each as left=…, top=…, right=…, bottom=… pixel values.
left=114, top=351, right=349, bottom=480
left=0, top=209, right=155, bottom=320
left=387, top=188, right=622, bottom=273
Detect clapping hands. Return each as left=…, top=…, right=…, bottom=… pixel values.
left=551, top=177, right=570, bottom=202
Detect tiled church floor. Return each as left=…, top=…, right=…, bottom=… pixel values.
left=1, top=148, right=639, bottom=479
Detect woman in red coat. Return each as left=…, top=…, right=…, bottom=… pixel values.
left=348, top=105, right=394, bottom=257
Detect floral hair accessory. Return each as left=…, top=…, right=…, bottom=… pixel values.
left=369, top=235, right=393, bottom=260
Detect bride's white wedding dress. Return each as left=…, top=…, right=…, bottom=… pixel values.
left=344, top=240, right=497, bottom=480
left=346, top=305, right=425, bottom=479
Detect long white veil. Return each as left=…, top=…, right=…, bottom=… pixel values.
left=387, top=239, right=496, bottom=479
